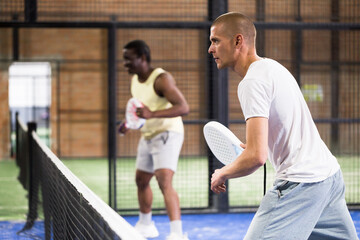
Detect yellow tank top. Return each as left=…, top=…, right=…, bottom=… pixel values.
left=131, top=68, right=184, bottom=139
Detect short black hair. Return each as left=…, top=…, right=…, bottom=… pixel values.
left=123, top=40, right=151, bottom=63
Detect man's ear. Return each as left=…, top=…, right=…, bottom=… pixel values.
left=235, top=34, right=243, bottom=46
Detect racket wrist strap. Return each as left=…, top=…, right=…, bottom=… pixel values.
left=118, top=121, right=128, bottom=136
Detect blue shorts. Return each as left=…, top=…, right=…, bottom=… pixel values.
left=244, top=170, right=358, bottom=240
left=136, top=131, right=184, bottom=173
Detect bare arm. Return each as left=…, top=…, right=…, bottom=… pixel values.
left=211, top=117, right=268, bottom=194
left=136, top=72, right=189, bottom=119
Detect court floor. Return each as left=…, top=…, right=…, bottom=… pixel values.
left=1, top=211, right=359, bottom=240
left=125, top=212, right=360, bottom=240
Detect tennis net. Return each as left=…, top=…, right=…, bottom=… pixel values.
left=16, top=116, right=144, bottom=240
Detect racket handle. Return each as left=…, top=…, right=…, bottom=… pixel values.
left=234, top=145, right=244, bottom=157
left=117, top=121, right=128, bottom=136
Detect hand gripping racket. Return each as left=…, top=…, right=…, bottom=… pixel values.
left=125, top=98, right=146, bottom=129
left=118, top=98, right=146, bottom=132
left=203, top=121, right=244, bottom=165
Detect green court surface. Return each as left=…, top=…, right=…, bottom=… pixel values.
left=1, top=155, right=359, bottom=221
left=0, top=160, right=28, bottom=221
left=64, top=156, right=360, bottom=209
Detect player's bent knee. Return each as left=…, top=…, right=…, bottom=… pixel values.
left=135, top=174, right=152, bottom=189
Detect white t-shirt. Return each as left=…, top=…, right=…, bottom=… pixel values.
left=238, top=58, right=340, bottom=182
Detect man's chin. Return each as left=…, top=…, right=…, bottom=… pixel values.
left=216, top=63, right=225, bottom=69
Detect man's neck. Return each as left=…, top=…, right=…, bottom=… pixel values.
left=138, top=66, right=154, bottom=82
left=235, top=51, right=262, bottom=79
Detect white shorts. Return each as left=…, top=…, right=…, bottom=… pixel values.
left=136, top=131, right=184, bottom=173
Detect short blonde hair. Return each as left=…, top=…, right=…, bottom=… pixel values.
left=212, top=12, right=256, bottom=46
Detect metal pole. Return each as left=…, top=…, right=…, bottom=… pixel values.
left=25, top=0, right=37, bottom=23
left=330, top=0, right=340, bottom=154
left=56, top=62, right=61, bottom=156
left=107, top=22, right=117, bottom=210
left=256, top=0, right=267, bottom=197
left=207, top=0, right=229, bottom=213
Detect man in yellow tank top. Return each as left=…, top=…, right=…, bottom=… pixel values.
left=119, top=40, right=190, bottom=240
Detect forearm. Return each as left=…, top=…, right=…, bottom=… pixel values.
left=221, top=117, right=268, bottom=180
left=211, top=117, right=268, bottom=194
left=151, top=103, right=189, bottom=118
left=221, top=149, right=265, bottom=180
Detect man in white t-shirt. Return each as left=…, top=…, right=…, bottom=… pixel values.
left=209, top=12, right=358, bottom=239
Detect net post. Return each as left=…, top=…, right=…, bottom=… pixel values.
left=10, top=110, right=14, bottom=158
left=15, top=112, right=19, bottom=160
left=20, top=122, right=38, bottom=232
left=15, top=113, right=28, bottom=192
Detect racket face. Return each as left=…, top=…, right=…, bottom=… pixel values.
left=203, top=121, right=244, bottom=165
left=125, top=98, right=146, bottom=129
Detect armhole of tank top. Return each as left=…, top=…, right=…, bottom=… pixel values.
left=153, top=68, right=166, bottom=97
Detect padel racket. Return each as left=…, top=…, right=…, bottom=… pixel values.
left=118, top=98, right=146, bottom=130
left=203, top=121, right=244, bottom=165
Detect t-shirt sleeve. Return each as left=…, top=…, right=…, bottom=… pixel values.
left=238, top=78, right=272, bottom=120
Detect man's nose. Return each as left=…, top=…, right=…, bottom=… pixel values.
left=208, top=45, right=213, bottom=54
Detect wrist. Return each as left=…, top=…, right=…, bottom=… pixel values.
left=148, top=110, right=155, bottom=119
left=220, top=167, right=230, bottom=181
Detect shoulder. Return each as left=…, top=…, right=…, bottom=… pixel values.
left=155, top=69, right=175, bottom=84
left=153, top=69, right=177, bottom=95
left=153, top=67, right=166, bottom=77
left=250, top=58, right=279, bottom=72
left=239, top=61, right=276, bottom=97
left=260, top=58, right=287, bottom=74
left=244, top=58, right=284, bottom=84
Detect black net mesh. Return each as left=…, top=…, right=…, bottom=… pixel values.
left=15, top=117, right=144, bottom=239
left=35, top=139, right=120, bottom=239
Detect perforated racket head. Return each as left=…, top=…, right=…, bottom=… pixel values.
left=125, top=98, right=146, bottom=129
left=203, top=121, right=244, bottom=165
